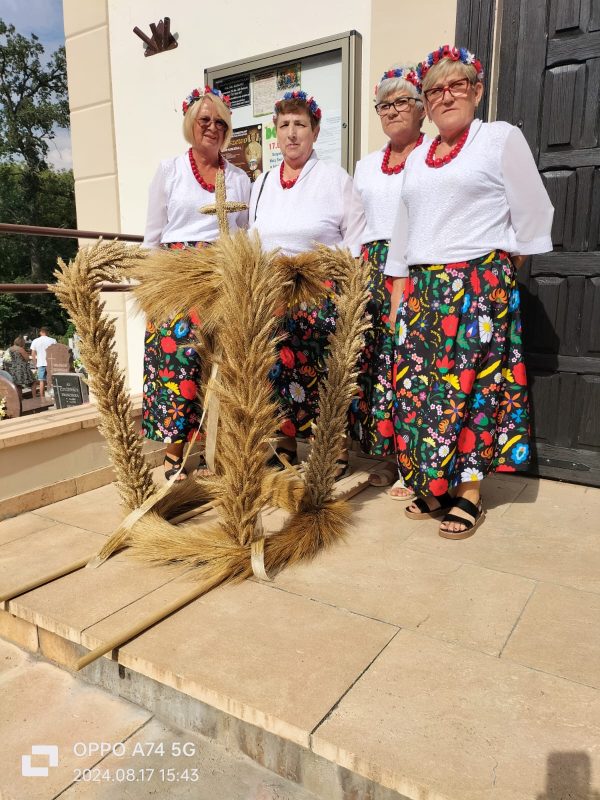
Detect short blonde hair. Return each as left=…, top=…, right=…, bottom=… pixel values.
left=422, top=59, right=479, bottom=96
left=182, top=94, right=233, bottom=150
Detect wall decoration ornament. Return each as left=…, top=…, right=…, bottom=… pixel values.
left=133, top=17, right=177, bottom=57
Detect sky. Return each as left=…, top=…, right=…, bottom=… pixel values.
left=0, top=0, right=73, bottom=169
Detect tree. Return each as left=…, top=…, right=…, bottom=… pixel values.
left=0, top=18, right=75, bottom=346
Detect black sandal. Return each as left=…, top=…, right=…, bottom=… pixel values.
left=164, top=453, right=188, bottom=481
left=267, top=447, right=298, bottom=470
left=334, top=458, right=351, bottom=482
left=439, top=497, right=485, bottom=540
left=404, top=492, right=454, bottom=520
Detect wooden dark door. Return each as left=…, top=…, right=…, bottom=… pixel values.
left=494, top=0, right=600, bottom=486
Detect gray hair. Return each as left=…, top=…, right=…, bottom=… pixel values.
left=376, top=77, right=422, bottom=105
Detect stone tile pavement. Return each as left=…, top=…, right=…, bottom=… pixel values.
left=0, top=638, right=322, bottom=800
left=1, top=468, right=599, bottom=799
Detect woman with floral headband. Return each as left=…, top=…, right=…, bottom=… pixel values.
left=385, top=45, right=553, bottom=538
left=249, top=90, right=365, bottom=476
left=350, top=65, right=427, bottom=501
left=143, top=86, right=251, bottom=480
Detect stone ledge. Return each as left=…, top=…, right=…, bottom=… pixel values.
left=3, top=626, right=409, bottom=800
left=0, top=393, right=144, bottom=449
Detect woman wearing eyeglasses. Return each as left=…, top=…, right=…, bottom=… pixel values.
left=385, top=45, right=553, bottom=538
left=350, top=65, right=427, bottom=500
left=143, top=86, right=251, bottom=480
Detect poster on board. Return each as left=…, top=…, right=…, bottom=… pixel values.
left=262, top=122, right=283, bottom=170
left=276, top=62, right=301, bottom=92
left=252, top=70, right=277, bottom=116
left=222, top=124, right=263, bottom=182
left=214, top=75, right=251, bottom=109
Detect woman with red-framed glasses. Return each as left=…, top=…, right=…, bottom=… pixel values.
left=384, top=45, right=554, bottom=538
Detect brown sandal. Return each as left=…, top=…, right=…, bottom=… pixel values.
left=439, top=497, right=485, bottom=539
left=404, top=492, right=454, bottom=520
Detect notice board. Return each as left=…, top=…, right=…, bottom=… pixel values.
left=206, top=31, right=361, bottom=178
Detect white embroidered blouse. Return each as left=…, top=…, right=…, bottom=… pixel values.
left=384, top=119, right=554, bottom=277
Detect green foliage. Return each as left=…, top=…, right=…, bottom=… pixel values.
left=0, top=18, right=75, bottom=347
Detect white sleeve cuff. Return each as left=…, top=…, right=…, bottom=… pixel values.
left=513, top=234, right=554, bottom=256
left=383, top=258, right=409, bottom=277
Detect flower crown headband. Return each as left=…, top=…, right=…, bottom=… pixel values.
left=182, top=86, right=231, bottom=115
left=374, top=66, right=422, bottom=98
left=273, top=90, right=322, bottom=121
left=417, top=45, right=484, bottom=82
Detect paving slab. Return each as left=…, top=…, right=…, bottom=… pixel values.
left=0, top=512, right=57, bottom=547
left=0, top=636, right=29, bottom=677
left=8, top=552, right=180, bottom=644
left=58, top=717, right=322, bottom=800
left=0, top=646, right=151, bottom=800
left=502, top=582, right=600, bottom=688
left=403, top=506, right=600, bottom=594
left=85, top=579, right=397, bottom=748
left=30, top=482, right=127, bottom=536
left=273, top=503, right=535, bottom=654
left=0, top=525, right=105, bottom=601
left=311, top=629, right=600, bottom=800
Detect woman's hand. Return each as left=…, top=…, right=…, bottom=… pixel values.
left=510, top=254, right=527, bottom=270
left=389, top=277, right=407, bottom=332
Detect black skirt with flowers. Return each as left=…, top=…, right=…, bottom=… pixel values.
left=141, top=241, right=207, bottom=444
left=270, top=295, right=337, bottom=440
left=393, top=250, right=530, bottom=498
left=347, top=240, right=396, bottom=455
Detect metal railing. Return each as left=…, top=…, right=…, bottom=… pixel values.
left=0, top=222, right=142, bottom=293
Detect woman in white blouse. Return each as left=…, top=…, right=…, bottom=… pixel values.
left=385, top=45, right=553, bottom=538
left=351, top=65, right=427, bottom=500
left=249, top=91, right=365, bottom=476
left=143, top=87, right=251, bottom=480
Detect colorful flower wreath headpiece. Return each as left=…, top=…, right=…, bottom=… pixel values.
left=417, top=45, right=484, bottom=82
left=374, top=66, right=422, bottom=98
left=182, top=86, right=231, bottom=115
left=273, top=90, right=322, bottom=122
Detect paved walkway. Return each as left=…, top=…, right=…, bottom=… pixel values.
left=1, top=467, right=600, bottom=799
left=0, top=638, right=321, bottom=800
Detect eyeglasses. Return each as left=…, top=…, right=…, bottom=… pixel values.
left=196, top=116, right=228, bottom=132
left=424, top=78, right=472, bottom=104
left=374, top=97, right=419, bottom=116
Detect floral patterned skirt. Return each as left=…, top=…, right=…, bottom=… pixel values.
left=348, top=240, right=395, bottom=455
left=142, top=241, right=207, bottom=443
left=271, top=293, right=337, bottom=440
left=393, top=250, right=530, bottom=498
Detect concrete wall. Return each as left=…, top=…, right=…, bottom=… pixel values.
left=368, top=0, right=459, bottom=151
left=62, top=0, right=458, bottom=393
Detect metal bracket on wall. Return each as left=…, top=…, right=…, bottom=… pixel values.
left=133, top=18, right=177, bottom=57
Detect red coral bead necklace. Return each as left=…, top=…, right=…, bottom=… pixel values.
left=425, top=126, right=470, bottom=168
left=188, top=148, right=225, bottom=192
left=381, top=132, right=424, bottom=175
left=280, top=161, right=301, bottom=189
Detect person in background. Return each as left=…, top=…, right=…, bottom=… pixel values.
left=2, top=336, right=37, bottom=400
left=351, top=65, right=427, bottom=500
left=143, top=85, right=251, bottom=480
left=30, top=326, right=57, bottom=397
left=249, top=90, right=366, bottom=478
left=385, top=45, right=554, bottom=538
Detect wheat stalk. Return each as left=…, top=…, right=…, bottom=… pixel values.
left=52, top=241, right=156, bottom=513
